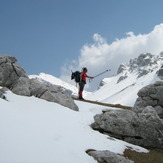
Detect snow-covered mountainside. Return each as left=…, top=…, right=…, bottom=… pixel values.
left=86, top=53, right=163, bottom=106
left=29, top=73, right=79, bottom=96
left=0, top=90, right=147, bottom=163
left=29, top=53, right=163, bottom=107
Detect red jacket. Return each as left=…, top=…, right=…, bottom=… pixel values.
left=80, top=72, right=88, bottom=81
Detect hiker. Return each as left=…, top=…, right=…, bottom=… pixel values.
left=78, top=67, right=94, bottom=99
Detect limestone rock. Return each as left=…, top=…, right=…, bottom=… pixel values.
left=0, top=55, right=27, bottom=87
left=87, top=150, right=134, bottom=163
left=11, top=77, right=31, bottom=96
left=11, top=77, right=79, bottom=111
left=0, top=55, right=79, bottom=111
left=117, top=64, right=128, bottom=74
left=134, top=81, right=163, bottom=118
left=91, top=81, right=163, bottom=149
left=91, top=109, right=163, bottom=149
left=158, top=65, right=163, bottom=80
left=0, top=87, right=8, bottom=100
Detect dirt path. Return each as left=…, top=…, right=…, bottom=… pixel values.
left=73, top=97, right=132, bottom=110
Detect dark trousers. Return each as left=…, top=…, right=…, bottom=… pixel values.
left=78, top=81, right=86, bottom=98
left=79, top=81, right=86, bottom=92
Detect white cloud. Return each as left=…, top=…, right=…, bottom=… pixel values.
left=93, top=33, right=107, bottom=44
left=60, top=23, right=163, bottom=91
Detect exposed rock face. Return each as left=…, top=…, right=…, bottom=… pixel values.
left=117, top=75, right=128, bottom=83
left=0, top=55, right=78, bottom=111
left=133, top=81, right=163, bottom=118
left=92, top=109, right=163, bottom=149
left=87, top=150, right=133, bottom=163
left=116, top=53, right=161, bottom=83
left=158, top=66, right=163, bottom=80
left=129, top=53, right=158, bottom=73
left=0, top=55, right=27, bottom=87
left=0, top=87, right=8, bottom=100
left=91, top=81, right=163, bottom=149
left=117, top=63, right=128, bottom=74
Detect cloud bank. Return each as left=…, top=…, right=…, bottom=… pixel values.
left=60, top=23, right=163, bottom=91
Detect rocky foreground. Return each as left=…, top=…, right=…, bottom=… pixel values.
left=89, top=81, right=163, bottom=162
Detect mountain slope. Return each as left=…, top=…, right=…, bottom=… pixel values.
left=86, top=53, right=163, bottom=106
left=0, top=90, right=147, bottom=163
left=29, top=53, right=163, bottom=107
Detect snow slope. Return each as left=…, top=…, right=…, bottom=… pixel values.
left=87, top=69, right=160, bottom=106
left=0, top=91, right=147, bottom=163
left=86, top=54, right=163, bottom=106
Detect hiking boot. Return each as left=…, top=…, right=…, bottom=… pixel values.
left=79, top=96, right=85, bottom=100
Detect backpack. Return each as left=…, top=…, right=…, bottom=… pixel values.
left=71, top=71, right=81, bottom=83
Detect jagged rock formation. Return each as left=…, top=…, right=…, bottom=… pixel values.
left=91, top=81, right=163, bottom=149
left=116, top=53, right=162, bottom=83
left=0, top=55, right=78, bottom=111
left=87, top=150, right=133, bottom=163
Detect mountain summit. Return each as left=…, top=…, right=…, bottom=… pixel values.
left=117, top=52, right=163, bottom=79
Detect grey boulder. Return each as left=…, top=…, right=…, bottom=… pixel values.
left=87, top=150, right=134, bottom=163
left=0, top=55, right=27, bottom=87
left=11, top=77, right=79, bottom=111
left=91, top=109, right=163, bottom=149
left=91, top=81, right=163, bottom=149
left=133, top=81, right=163, bottom=118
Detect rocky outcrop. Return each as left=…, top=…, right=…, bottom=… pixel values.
left=91, top=109, right=163, bottom=149
left=117, top=75, right=128, bottom=83
left=87, top=150, right=133, bottom=163
left=116, top=53, right=161, bottom=83
left=91, top=81, right=163, bottom=149
left=133, top=81, right=163, bottom=118
left=0, top=87, right=8, bottom=100
left=158, top=65, right=163, bottom=80
left=11, top=77, right=79, bottom=111
left=0, top=55, right=27, bottom=87
left=117, top=63, right=128, bottom=74
left=0, top=55, right=78, bottom=111
left=129, top=53, right=158, bottom=74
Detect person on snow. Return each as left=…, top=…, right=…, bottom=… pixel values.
left=78, top=67, right=94, bottom=99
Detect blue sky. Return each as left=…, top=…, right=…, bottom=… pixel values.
left=1, top=0, right=163, bottom=90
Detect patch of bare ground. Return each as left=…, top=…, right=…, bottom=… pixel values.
left=124, top=149, right=163, bottom=163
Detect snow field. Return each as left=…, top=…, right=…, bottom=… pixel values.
left=0, top=91, right=148, bottom=163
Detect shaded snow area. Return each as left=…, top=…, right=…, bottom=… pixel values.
left=0, top=91, right=148, bottom=163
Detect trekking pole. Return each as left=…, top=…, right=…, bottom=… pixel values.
left=94, top=69, right=111, bottom=78
left=89, top=69, right=111, bottom=82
